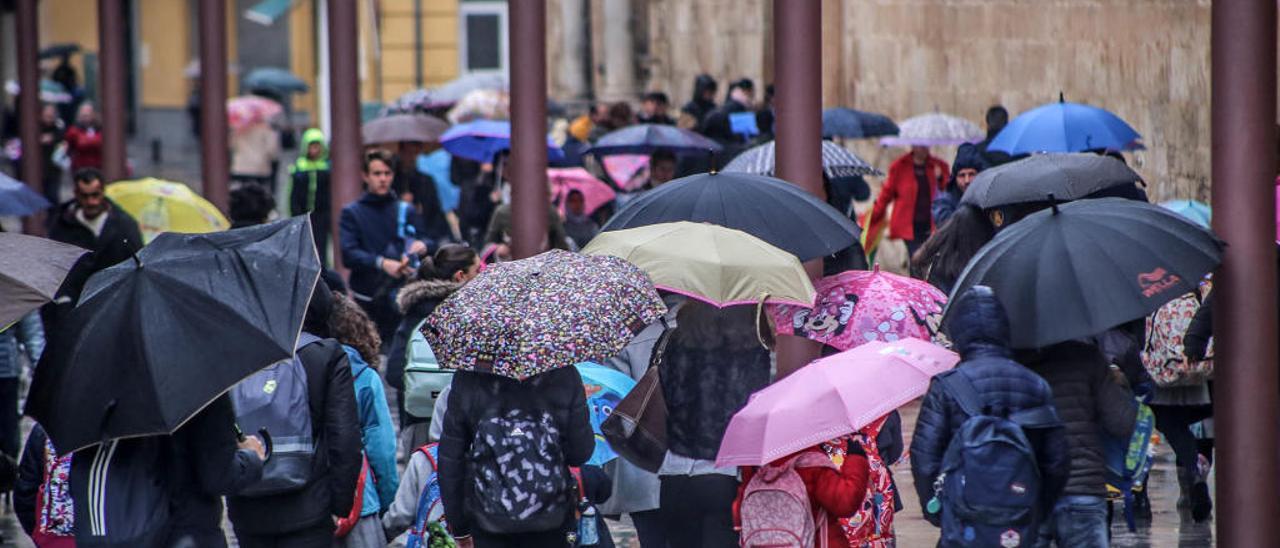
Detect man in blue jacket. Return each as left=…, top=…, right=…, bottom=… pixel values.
left=339, top=150, right=429, bottom=344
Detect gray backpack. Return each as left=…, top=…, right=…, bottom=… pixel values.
left=231, top=332, right=320, bottom=496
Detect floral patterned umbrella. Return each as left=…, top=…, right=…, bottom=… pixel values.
left=770, top=265, right=948, bottom=351
left=422, top=250, right=666, bottom=380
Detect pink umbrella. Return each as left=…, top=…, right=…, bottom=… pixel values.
left=227, top=96, right=283, bottom=132
left=717, top=338, right=958, bottom=467
left=770, top=265, right=948, bottom=351
left=548, top=168, right=617, bottom=215
left=602, top=154, right=650, bottom=191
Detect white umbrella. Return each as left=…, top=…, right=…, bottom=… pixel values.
left=880, top=112, right=983, bottom=147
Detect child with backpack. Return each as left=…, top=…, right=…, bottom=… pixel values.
left=734, top=439, right=870, bottom=547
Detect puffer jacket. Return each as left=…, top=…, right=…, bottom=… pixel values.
left=1018, top=341, right=1137, bottom=497
left=438, top=367, right=594, bottom=537
left=910, top=287, right=1069, bottom=525
left=388, top=279, right=463, bottom=392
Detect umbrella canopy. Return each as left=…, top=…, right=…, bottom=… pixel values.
left=723, top=140, right=882, bottom=179
left=0, top=233, right=86, bottom=329
left=0, top=172, right=51, bottom=216
left=945, top=198, right=1224, bottom=348
left=26, top=217, right=321, bottom=452
left=39, top=43, right=81, bottom=59
left=105, top=178, right=230, bottom=243
left=362, top=113, right=451, bottom=145
left=430, top=73, right=508, bottom=106
left=717, top=339, right=958, bottom=467
left=988, top=98, right=1143, bottom=154
left=422, top=250, right=666, bottom=381
left=961, top=153, right=1142, bottom=209
left=447, top=89, right=510, bottom=124
left=583, top=222, right=816, bottom=308
left=602, top=155, right=650, bottom=191
left=1161, top=200, right=1211, bottom=229
left=5, top=79, right=73, bottom=104
left=771, top=266, right=947, bottom=351
left=440, top=119, right=564, bottom=163
left=822, top=108, right=899, bottom=139
left=243, top=67, right=309, bottom=94
left=880, top=112, right=983, bottom=147
left=227, top=95, right=283, bottom=132
left=601, top=172, right=859, bottom=262
left=586, top=124, right=722, bottom=156
left=417, top=150, right=460, bottom=212
left=549, top=168, right=616, bottom=216
left=575, top=362, right=637, bottom=466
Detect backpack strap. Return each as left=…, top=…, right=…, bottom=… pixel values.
left=296, top=331, right=322, bottom=351
left=418, top=443, right=439, bottom=470
left=938, top=370, right=983, bottom=418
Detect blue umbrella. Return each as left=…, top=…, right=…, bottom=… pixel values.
left=440, top=119, right=564, bottom=163
left=0, top=172, right=51, bottom=216
left=586, top=124, right=722, bottom=156
left=1161, top=199, right=1211, bottom=229
left=417, top=149, right=460, bottom=213
left=821, top=108, right=899, bottom=139
left=989, top=96, right=1142, bottom=154
left=574, top=362, right=637, bottom=466
left=243, top=67, right=309, bottom=94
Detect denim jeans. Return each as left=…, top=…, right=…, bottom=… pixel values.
left=1034, top=495, right=1109, bottom=548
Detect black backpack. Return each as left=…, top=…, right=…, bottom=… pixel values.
left=468, top=408, right=573, bottom=534
left=70, top=438, right=173, bottom=547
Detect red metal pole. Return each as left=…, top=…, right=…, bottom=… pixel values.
left=198, top=0, right=230, bottom=213
left=508, top=0, right=549, bottom=260
left=329, top=0, right=363, bottom=263
left=16, top=0, right=44, bottom=235
left=1211, top=0, right=1280, bottom=544
left=773, top=0, right=824, bottom=377
left=98, top=0, right=128, bottom=182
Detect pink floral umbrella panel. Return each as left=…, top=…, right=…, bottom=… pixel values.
left=421, top=250, right=666, bottom=380
left=770, top=266, right=948, bottom=351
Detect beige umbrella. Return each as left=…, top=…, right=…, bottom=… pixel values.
left=582, top=222, right=816, bottom=307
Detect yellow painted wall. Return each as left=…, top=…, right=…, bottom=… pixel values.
left=379, top=0, right=459, bottom=101
left=137, top=0, right=190, bottom=108
left=291, top=0, right=317, bottom=116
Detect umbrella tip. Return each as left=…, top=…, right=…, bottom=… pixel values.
left=130, top=246, right=142, bottom=268
left=1048, top=193, right=1060, bottom=214
left=1058, top=91, right=1065, bottom=103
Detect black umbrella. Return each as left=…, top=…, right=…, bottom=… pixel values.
left=821, top=108, right=899, bottom=139
left=585, top=124, right=722, bottom=156
left=943, top=198, right=1223, bottom=349
left=39, top=43, right=81, bottom=59
left=26, top=217, right=321, bottom=452
left=961, top=153, right=1141, bottom=209
left=601, top=172, right=858, bottom=261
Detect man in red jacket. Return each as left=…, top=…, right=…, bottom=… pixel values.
left=64, top=102, right=103, bottom=174
left=865, top=146, right=950, bottom=257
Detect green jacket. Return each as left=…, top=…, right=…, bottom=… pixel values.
left=289, top=128, right=331, bottom=216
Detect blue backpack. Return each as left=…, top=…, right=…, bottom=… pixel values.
left=230, top=332, right=321, bottom=496
left=933, top=371, right=1060, bottom=548
left=1104, top=400, right=1155, bottom=531
left=406, top=443, right=447, bottom=548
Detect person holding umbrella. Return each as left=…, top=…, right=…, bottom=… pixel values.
left=864, top=145, right=950, bottom=257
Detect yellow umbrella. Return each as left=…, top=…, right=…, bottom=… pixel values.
left=105, top=178, right=229, bottom=243
left=582, top=221, right=816, bottom=307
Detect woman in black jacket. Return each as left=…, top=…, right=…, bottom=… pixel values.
left=657, top=302, right=772, bottom=548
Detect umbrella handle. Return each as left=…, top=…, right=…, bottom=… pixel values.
left=755, top=293, right=772, bottom=352
left=258, top=428, right=274, bottom=462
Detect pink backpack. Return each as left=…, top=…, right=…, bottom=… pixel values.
left=739, top=452, right=836, bottom=548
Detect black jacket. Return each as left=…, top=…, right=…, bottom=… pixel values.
left=227, top=337, right=363, bottom=535
left=388, top=279, right=463, bottom=427
left=1018, top=341, right=1137, bottom=497
left=15, top=423, right=51, bottom=535
left=339, top=192, right=426, bottom=297
left=46, top=200, right=144, bottom=275
left=680, top=75, right=718, bottom=132
left=396, top=167, right=453, bottom=243
left=700, top=99, right=752, bottom=144
left=659, top=327, right=770, bottom=461
left=910, top=288, right=1069, bottom=525
left=439, top=367, right=594, bottom=537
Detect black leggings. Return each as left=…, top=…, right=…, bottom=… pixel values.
left=1150, top=404, right=1213, bottom=477
left=659, top=474, right=739, bottom=548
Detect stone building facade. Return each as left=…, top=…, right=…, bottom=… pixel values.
left=551, top=0, right=1215, bottom=201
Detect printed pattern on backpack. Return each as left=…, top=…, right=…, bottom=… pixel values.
left=37, top=437, right=74, bottom=537
left=740, top=452, right=835, bottom=548
left=469, top=409, right=570, bottom=522
left=407, top=443, right=448, bottom=548
left=822, top=416, right=895, bottom=548
left=1142, top=291, right=1213, bottom=387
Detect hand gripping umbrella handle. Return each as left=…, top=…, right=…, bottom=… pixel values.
left=258, top=428, right=273, bottom=462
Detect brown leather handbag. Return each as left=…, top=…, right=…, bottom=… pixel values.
left=600, top=329, right=672, bottom=473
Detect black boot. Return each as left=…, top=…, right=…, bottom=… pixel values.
left=1190, top=481, right=1213, bottom=522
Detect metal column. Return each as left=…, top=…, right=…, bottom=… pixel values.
left=328, top=0, right=363, bottom=264
left=198, top=0, right=230, bottom=213
left=773, top=0, right=825, bottom=377
left=16, top=0, right=44, bottom=234
left=508, top=0, right=549, bottom=260
left=98, top=0, right=128, bottom=182
left=1210, top=0, right=1280, bottom=544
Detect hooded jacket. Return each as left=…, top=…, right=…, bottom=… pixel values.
left=289, top=128, right=331, bottom=219
left=339, top=192, right=427, bottom=297
left=1018, top=341, right=1137, bottom=497
left=386, top=279, right=464, bottom=428
left=866, top=152, right=950, bottom=242
left=343, top=346, right=399, bottom=518
left=932, top=144, right=985, bottom=227
left=909, top=287, right=1069, bottom=526
left=679, top=75, right=718, bottom=132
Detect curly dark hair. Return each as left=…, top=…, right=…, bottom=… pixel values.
left=328, top=294, right=382, bottom=369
